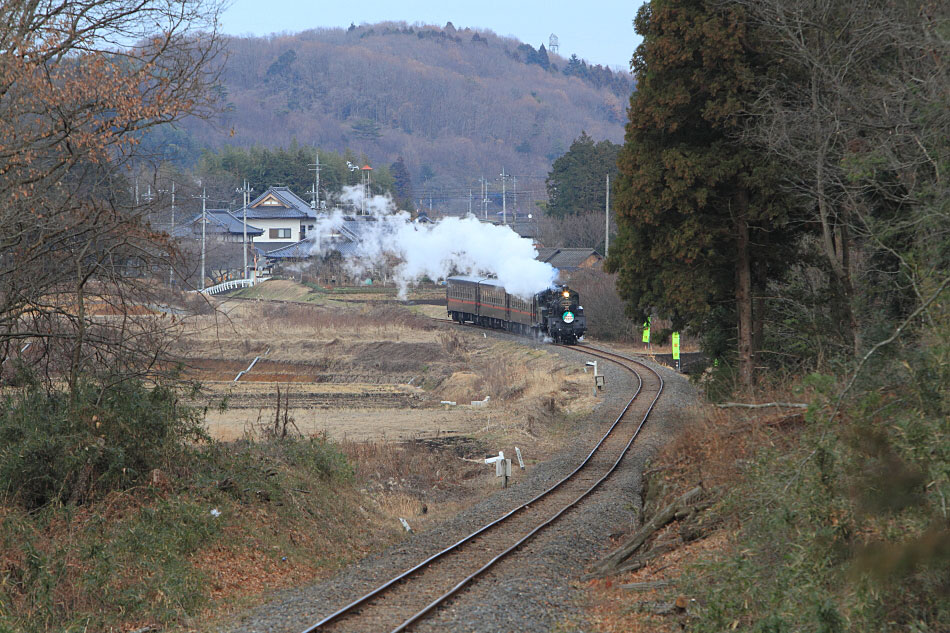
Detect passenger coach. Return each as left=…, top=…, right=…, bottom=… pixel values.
left=446, top=276, right=586, bottom=343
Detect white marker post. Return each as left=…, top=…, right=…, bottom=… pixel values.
left=485, top=451, right=511, bottom=488
left=515, top=447, right=525, bottom=470
left=586, top=361, right=598, bottom=396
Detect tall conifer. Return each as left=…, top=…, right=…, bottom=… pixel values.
left=608, top=0, right=791, bottom=386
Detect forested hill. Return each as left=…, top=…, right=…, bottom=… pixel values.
left=172, top=22, right=632, bottom=204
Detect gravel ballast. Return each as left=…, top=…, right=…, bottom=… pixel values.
left=218, top=337, right=698, bottom=633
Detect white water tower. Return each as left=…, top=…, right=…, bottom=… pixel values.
left=549, top=34, right=559, bottom=54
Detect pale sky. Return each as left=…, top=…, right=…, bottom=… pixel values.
left=220, top=0, right=645, bottom=71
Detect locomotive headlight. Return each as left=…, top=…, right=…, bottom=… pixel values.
left=562, top=310, right=575, bottom=324
left=562, top=290, right=570, bottom=298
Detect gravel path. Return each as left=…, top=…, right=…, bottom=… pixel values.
left=218, top=336, right=698, bottom=633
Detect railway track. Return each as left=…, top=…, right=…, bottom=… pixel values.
left=299, top=343, right=664, bottom=633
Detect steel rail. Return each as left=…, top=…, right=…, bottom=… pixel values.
left=389, top=345, right=664, bottom=632
left=301, top=348, right=642, bottom=632
left=300, top=344, right=663, bottom=633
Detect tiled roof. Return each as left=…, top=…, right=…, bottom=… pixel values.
left=338, top=216, right=380, bottom=241
left=265, top=238, right=316, bottom=259
left=511, top=220, right=540, bottom=239
left=171, top=210, right=264, bottom=238
left=264, top=236, right=365, bottom=260
left=332, top=240, right=361, bottom=257
left=246, top=186, right=317, bottom=220
left=536, top=248, right=603, bottom=271
left=535, top=247, right=558, bottom=261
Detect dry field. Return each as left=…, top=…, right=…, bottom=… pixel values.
left=175, top=280, right=597, bottom=452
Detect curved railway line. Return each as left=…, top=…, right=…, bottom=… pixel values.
left=211, top=291, right=669, bottom=630
left=299, top=342, right=665, bottom=633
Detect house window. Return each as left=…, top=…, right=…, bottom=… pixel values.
left=270, top=228, right=291, bottom=239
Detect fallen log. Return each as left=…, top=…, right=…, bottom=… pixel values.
left=716, top=402, right=808, bottom=409
left=674, top=497, right=715, bottom=520
left=627, top=600, right=679, bottom=615
left=610, top=540, right=682, bottom=576
left=588, top=486, right=705, bottom=576
left=621, top=579, right=676, bottom=591
left=678, top=511, right=722, bottom=543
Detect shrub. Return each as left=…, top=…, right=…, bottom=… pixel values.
left=0, top=380, right=206, bottom=510
left=567, top=269, right=637, bottom=341
left=683, top=355, right=950, bottom=632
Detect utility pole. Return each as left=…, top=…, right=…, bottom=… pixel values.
left=236, top=180, right=253, bottom=280
left=479, top=177, right=486, bottom=219
left=194, top=188, right=208, bottom=290
left=307, top=151, right=321, bottom=210
left=500, top=167, right=508, bottom=225
left=142, top=184, right=155, bottom=225
left=605, top=174, right=610, bottom=259
left=468, top=188, right=472, bottom=215
left=512, top=176, right=517, bottom=219
left=159, top=182, right=176, bottom=286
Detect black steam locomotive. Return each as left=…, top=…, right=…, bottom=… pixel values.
left=446, top=276, right=587, bottom=344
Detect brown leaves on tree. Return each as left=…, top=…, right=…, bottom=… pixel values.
left=0, top=0, right=224, bottom=388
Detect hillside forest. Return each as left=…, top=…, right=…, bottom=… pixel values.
left=145, top=22, right=632, bottom=214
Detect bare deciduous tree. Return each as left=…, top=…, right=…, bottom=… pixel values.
left=733, top=0, right=950, bottom=355
left=0, top=0, right=224, bottom=390
left=538, top=210, right=609, bottom=251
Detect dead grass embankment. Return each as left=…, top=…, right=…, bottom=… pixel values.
left=582, top=403, right=806, bottom=633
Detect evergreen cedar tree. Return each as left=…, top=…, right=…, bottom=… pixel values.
left=389, top=157, right=414, bottom=211
left=199, top=145, right=394, bottom=201
left=545, top=132, right=620, bottom=219
left=607, top=0, right=793, bottom=386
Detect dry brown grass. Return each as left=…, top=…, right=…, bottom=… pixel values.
left=180, top=294, right=597, bottom=452
left=337, top=436, right=497, bottom=533
left=582, top=403, right=806, bottom=633
left=654, top=406, right=804, bottom=493
left=177, top=299, right=440, bottom=363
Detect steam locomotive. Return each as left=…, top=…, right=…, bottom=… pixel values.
left=446, top=276, right=587, bottom=344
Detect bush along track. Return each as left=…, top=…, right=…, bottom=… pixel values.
left=585, top=366, right=949, bottom=633
left=0, top=377, right=380, bottom=633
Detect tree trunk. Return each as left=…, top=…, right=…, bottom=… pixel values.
left=753, top=293, right=765, bottom=365
left=735, top=193, right=754, bottom=389
left=812, top=71, right=859, bottom=358
left=837, top=217, right=861, bottom=356
left=588, top=485, right=705, bottom=576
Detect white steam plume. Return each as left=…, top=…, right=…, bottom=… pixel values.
left=308, top=186, right=557, bottom=298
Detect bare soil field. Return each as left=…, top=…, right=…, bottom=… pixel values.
left=177, top=280, right=597, bottom=451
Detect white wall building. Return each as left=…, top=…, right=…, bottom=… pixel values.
left=244, top=187, right=318, bottom=251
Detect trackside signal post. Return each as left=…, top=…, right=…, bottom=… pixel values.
left=672, top=332, right=681, bottom=372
